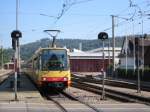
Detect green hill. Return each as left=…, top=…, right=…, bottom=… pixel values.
left=0, top=37, right=124, bottom=65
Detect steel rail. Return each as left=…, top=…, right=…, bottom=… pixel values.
left=42, top=90, right=68, bottom=112
left=72, top=74, right=150, bottom=92
left=61, top=91, right=103, bottom=112
left=44, top=90, right=102, bottom=112
left=72, top=80, right=150, bottom=105
left=43, top=89, right=103, bottom=112
left=47, top=95, right=68, bottom=112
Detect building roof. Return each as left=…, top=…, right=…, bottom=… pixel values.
left=69, top=47, right=121, bottom=59
left=69, top=48, right=84, bottom=53
left=69, top=52, right=119, bottom=59
left=86, top=47, right=121, bottom=53
left=128, top=38, right=150, bottom=46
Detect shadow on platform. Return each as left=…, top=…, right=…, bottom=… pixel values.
left=0, top=73, right=38, bottom=92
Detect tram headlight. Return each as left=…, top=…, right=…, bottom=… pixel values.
left=63, top=77, right=67, bottom=81
left=42, top=77, right=47, bottom=81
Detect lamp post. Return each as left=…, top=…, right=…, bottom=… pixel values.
left=44, top=30, right=61, bottom=47
left=111, top=15, right=115, bottom=77
left=98, top=32, right=108, bottom=100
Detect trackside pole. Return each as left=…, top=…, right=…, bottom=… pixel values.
left=98, top=32, right=108, bottom=100
left=14, top=39, right=18, bottom=100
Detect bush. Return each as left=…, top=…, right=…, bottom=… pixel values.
left=116, top=68, right=150, bottom=81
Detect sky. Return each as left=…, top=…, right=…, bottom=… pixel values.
left=0, top=0, right=150, bottom=48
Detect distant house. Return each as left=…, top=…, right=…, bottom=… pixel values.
left=119, top=35, right=150, bottom=69
left=86, top=47, right=121, bottom=66
left=4, top=62, right=14, bottom=70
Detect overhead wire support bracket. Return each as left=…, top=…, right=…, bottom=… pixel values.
left=44, top=30, right=61, bottom=48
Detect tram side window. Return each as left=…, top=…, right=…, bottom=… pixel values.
left=26, top=61, right=32, bottom=69
left=33, top=57, right=39, bottom=70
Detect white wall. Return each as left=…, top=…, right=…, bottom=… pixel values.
left=119, top=57, right=135, bottom=69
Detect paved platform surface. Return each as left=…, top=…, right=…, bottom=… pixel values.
left=0, top=70, right=13, bottom=83
left=0, top=70, right=13, bottom=77
left=0, top=102, right=149, bottom=112
left=0, top=72, right=43, bottom=103
left=105, top=78, right=150, bottom=99
left=85, top=81, right=150, bottom=100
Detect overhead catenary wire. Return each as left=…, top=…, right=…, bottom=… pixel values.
left=55, top=0, right=95, bottom=23
left=93, top=0, right=150, bottom=34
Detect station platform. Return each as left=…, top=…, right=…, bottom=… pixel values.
left=0, top=70, right=14, bottom=83
left=85, top=81, right=150, bottom=102
left=0, top=72, right=44, bottom=103
left=73, top=73, right=150, bottom=103
left=106, top=77, right=150, bottom=99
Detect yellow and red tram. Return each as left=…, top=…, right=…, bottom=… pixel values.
left=26, top=47, right=71, bottom=90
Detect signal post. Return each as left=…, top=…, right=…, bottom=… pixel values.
left=11, top=30, right=22, bottom=101
left=98, top=32, right=108, bottom=100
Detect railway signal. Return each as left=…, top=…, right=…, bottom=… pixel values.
left=98, top=32, right=108, bottom=40
left=98, top=32, right=108, bottom=100
left=11, top=30, right=22, bottom=101
left=11, top=30, right=22, bottom=49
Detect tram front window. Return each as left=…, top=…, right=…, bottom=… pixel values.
left=41, top=49, right=68, bottom=71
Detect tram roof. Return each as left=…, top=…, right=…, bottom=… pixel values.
left=28, top=47, right=67, bottom=62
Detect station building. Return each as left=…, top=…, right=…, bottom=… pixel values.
left=69, top=47, right=121, bottom=73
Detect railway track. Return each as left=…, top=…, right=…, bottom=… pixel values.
left=41, top=90, right=69, bottom=112
left=47, top=95, right=68, bottom=112
left=62, top=90, right=102, bottom=112
left=105, top=78, right=150, bottom=91
left=72, top=80, right=150, bottom=105
left=72, top=74, right=150, bottom=92
left=42, top=89, right=103, bottom=112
